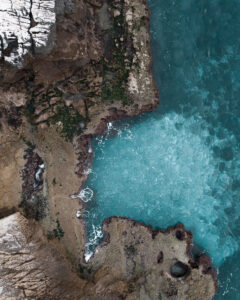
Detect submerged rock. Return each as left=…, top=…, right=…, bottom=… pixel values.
left=170, top=261, right=190, bottom=278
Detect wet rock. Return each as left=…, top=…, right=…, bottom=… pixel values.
left=170, top=261, right=190, bottom=278
left=176, top=229, right=185, bottom=240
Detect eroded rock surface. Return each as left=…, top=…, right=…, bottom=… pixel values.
left=0, top=130, right=25, bottom=218
left=0, top=214, right=217, bottom=300
left=0, top=213, right=89, bottom=299
left=89, top=217, right=217, bottom=300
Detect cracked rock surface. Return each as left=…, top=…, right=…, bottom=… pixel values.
left=0, top=213, right=89, bottom=299
left=0, top=0, right=55, bottom=67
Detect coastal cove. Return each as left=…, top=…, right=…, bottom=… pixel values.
left=0, top=0, right=219, bottom=300
left=0, top=0, right=237, bottom=298
left=85, top=1, right=240, bottom=299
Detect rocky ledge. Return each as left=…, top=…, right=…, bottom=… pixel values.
left=0, top=0, right=217, bottom=299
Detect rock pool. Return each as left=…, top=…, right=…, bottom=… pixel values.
left=85, top=1, right=240, bottom=298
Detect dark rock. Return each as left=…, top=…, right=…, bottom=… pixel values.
left=20, top=149, right=47, bottom=220
left=157, top=251, right=163, bottom=263
left=170, top=261, right=190, bottom=278
left=175, top=230, right=185, bottom=240
left=221, top=147, right=234, bottom=161
left=124, top=244, right=136, bottom=256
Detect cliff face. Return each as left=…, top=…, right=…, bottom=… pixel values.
left=0, top=0, right=56, bottom=67
left=0, top=0, right=217, bottom=299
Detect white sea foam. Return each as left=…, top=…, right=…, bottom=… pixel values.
left=107, top=122, right=113, bottom=130
left=34, top=163, right=44, bottom=187
left=71, top=187, right=93, bottom=202
left=85, top=224, right=103, bottom=261
left=83, top=168, right=92, bottom=175
left=76, top=209, right=89, bottom=218
left=84, top=251, right=93, bottom=262
left=87, top=111, right=240, bottom=266
left=76, top=210, right=81, bottom=218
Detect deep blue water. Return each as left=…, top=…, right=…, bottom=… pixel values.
left=84, top=1, right=240, bottom=298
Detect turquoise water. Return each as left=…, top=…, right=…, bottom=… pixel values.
left=85, top=1, right=240, bottom=298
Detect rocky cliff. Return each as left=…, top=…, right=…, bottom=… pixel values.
left=0, top=0, right=217, bottom=299
left=0, top=0, right=55, bottom=67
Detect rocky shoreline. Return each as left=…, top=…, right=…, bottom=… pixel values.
left=0, top=0, right=217, bottom=299
left=0, top=213, right=217, bottom=300
left=90, top=217, right=218, bottom=299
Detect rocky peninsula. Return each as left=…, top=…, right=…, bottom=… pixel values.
left=0, top=0, right=217, bottom=299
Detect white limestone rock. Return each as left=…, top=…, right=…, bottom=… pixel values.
left=0, top=0, right=56, bottom=68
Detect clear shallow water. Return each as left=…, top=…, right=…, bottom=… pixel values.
left=85, top=1, right=240, bottom=298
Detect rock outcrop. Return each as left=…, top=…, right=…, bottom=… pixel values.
left=89, top=217, right=217, bottom=300
left=0, top=213, right=217, bottom=300
left=0, top=0, right=217, bottom=299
